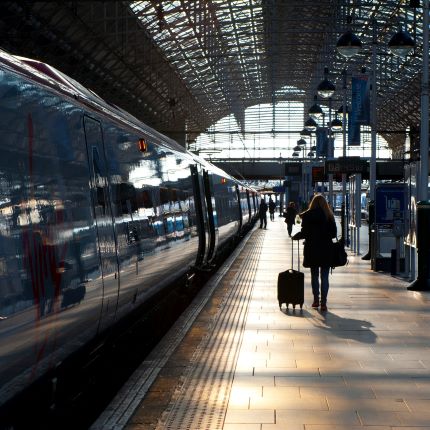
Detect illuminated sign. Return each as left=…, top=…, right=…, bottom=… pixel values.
left=138, top=138, right=147, bottom=152
left=312, top=166, right=325, bottom=183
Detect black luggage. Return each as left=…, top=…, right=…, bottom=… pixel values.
left=277, top=239, right=304, bottom=309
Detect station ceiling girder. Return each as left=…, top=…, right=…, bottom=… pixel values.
left=0, top=1, right=425, bottom=152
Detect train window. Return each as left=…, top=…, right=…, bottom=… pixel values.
left=118, top=183, right=137, bottom=214
left=160, top=187, right=170, bottom=205
left=139, top=189, right=153, bottom=209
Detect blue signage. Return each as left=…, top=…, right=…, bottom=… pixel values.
left=349, top=76, right=370, bottom=146
left=375, top=184, right=406, bottom=225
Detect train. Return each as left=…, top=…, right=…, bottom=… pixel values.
left=0, top=49, right=259, bottom=423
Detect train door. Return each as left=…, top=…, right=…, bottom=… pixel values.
left=246, top=190, right=252, bottom=220
left=235, top=184, right=243, bottom=231
left=203, top=170, right=218, bottom=262
left=190, top=165, right=208, bottom=267
left=83, top=116, right=120, bottom=332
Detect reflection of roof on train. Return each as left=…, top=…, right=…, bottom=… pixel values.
left=1, top=50, right=187, bottom=155
left=2, top=50, right=257, bottom=195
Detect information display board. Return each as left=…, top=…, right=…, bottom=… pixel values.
left=285, top=163, right=302, bottom=176
left=325, top=157, right=367, bottom=175
left=375, top=184, right=406, bottom=226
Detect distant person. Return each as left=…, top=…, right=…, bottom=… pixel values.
left=285, top=201, right=297, bottom=237
left=268, top=197, right=276, bottom=221
left=259, top=199, right=268, bottom=229
left=293, top=194, right=336, bottom=311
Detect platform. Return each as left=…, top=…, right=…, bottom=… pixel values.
left=92, top=217, right=430, bottom=430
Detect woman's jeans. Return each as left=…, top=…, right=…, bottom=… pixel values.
left=310, top=266, right=330, bottom=304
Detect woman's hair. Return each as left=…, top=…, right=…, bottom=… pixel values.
left=307, top=194, right=335, bottom=222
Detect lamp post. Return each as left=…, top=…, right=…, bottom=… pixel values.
left=369, top=20, right=377, bottom=204
left=294, top=136, right=316, bottom=204
left=341, top=69, right=348, bottom=243
left=336, top=8, right=420, bottom=268
left=419, top=0, right=429, bottom=202
left=317, top=68, right=336, bottom=207
left=335, top=19, right=375, bottom=259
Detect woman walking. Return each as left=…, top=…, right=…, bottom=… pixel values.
left=293, top=195, right=336, bottom=311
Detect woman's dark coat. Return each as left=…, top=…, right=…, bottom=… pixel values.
left=296, top=207, right=337, bottom=268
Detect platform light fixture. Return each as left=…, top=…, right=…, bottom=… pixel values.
left=300, top=128, right=312, bottom=138
left=309, top=95, right=323, bottom=119
left=317, top=67, right=336, bottom=99
left=304, top=117, right=318, bottom=132
left=330, top=117, right=343, bottom=131
left=297, top=138, right=307, bottom=146
left=388, top=28, right=415, bottom=57
left=336, top=16, right=362, bottom=58
left=336, top=30, right=362, bottom=57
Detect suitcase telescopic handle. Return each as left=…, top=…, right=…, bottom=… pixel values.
left=291, top=237, right=300, bottom=271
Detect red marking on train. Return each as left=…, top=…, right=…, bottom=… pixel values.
left=23, top=224, right=69, bottom=380
left=24, top=113, right=72, bottom=379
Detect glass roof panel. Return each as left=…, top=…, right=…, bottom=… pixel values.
left=129, top=1, right=420, bottom=156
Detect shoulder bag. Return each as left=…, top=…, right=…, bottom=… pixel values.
left=331, top=238, right=348, bottom=268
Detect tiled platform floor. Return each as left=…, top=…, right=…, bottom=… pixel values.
left=222, top=220, right=430, bottom=429
left=94, top=217, right=430, bottom=430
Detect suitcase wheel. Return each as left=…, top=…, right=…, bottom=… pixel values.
left=300, top=303, right=303, bottom=309
left=279, top=301, right=282, bottom=309
left=293, top=304, right=296, bottom=309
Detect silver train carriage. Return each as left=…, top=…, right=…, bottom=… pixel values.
left=0, top=50, right=259, bottom=410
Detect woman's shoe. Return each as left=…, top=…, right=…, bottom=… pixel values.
left=320, top=304, right=328, bottom=312
left=311, top=300, right=319, bottom=308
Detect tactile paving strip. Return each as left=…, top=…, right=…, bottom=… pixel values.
left=91, top=227, right=262, bottom=430
left=156, top=231, right=264, bottom=429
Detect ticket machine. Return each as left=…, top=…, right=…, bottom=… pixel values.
left=371, top=183, right=406, bottom=273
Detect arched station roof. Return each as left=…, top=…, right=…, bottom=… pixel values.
left=0, top=1, right=424, bottom=151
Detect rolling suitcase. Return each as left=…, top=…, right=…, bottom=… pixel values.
left=277, top=239, right=304, bottom=309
